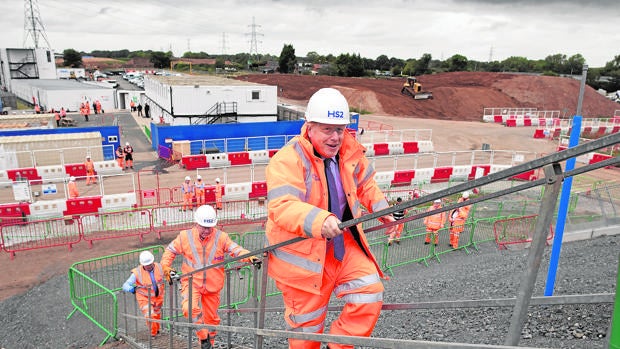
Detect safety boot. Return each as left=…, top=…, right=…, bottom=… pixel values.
left=200, top=335, right=213, bottom=349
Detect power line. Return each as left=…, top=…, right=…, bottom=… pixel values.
left=23, top=0, right=51, bottom=49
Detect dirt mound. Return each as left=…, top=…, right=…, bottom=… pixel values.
left=236, top=72, right=619, bottom=121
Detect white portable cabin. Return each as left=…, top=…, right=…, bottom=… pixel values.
left=143, top=75, right=278, bottom=125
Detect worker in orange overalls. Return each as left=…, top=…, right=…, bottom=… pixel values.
left=265, top=88, right=396, bottom=349
left=424, top=199, right=446, bottom=246
left=84, top=155, right=96, bottom=185
left=195, top=175, right=206, bottom=206
left=67, top=176, right=79, bottom=198
left=214, top=177, right=222, bottom=210
left=161, top=205, right=260, bottom=349
left=34, top=104, right=41, bottom=114
left=449, top=191, right=472, bottom=249
left=181, top=176, right=194, bottom=211
left=130, top=100, right=136, bottom=112
left=115, top=146, right=125, bottom=169
left=122, top=251, right=165, bottom=338
left=85, top=101, right=91, bottom=121
left=124, top=142, right=134, bottom=169
left=388, top=197, right=407, bottom=246
left=95, top=100, right=102, bottom=114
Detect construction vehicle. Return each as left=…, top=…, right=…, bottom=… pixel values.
left=401, top=76, right=433, bottom=100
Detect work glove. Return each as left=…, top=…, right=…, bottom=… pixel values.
left=247, top=256, right=262, bottom=269
left=163, top=266, right=177, bottom=285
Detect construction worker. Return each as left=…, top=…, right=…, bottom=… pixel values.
left=449, top=191, right=472, bottom=249
left=424, top=199, right=446, bottom=246
left=160, top=205, right=260, bottom=349
left=85, top=101, right=91, bottom=121
left=195, top=175, right=206, bottom=206
left=122, top=251, right=165, bottom=338
left=95, top=100, right=102, bottom=114
left=84, top=155, right=96, bottom=185
left=115, top=146, right=125, bottom=169
left=214, top=178, right=222, bottom=210
left=265, top=87, right=396, bottom=349
left=54, top=110, right=61, bottom=127
left=181, top=176, right=194, bottom=211
left=124, top=142, right=134, bottom=169
left=388, top=197, right=407, bottom=246
left=34, top=104, right=41, bottom=114
left=67, top=176, right=79, bottom=198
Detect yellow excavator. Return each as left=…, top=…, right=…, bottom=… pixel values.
left=401, top=76, right=433, bottom=100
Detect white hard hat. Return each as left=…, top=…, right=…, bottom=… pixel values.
left=86, top=155, right=91, bottom=159
left=69, top=176, right=76, bottom=181
left=185, top=176, right=191, bottom=181
left=195, top=205, right=218, bottom=227
left=215, top=177, right=220, bottom=183
left=462, top=191, right=470, bottom=199
left=304, top=88, right=350, bottom=125
left=196, top=175, right=202, bottom=180
left=434, top=199, right=442, bottom=204
left=139, top=251, right=154, bottom=266
left=125, top=142, right=130, bottom=146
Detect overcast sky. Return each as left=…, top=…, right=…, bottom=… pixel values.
left=1, top=0, right=618, bottom=67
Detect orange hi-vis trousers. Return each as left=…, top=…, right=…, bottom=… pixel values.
left=276, top=231, right=384, bottom=349
left=180, top=282, right=219, bottom=344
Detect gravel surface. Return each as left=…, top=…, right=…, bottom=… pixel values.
left=0, top=234, right=617, bottom=349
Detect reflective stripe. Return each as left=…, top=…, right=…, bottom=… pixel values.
left=352, top=199, right=360, bottom=215
left=287, top=322, right=324, bottom=333
left=289, top=305, right=327, bottom=325
left=183, top=230, right=222, bottom=270
left=228, top=241, right=243, bottom=256
left=342, top=291, right=383, bottom=304
left=267, top=184, right=304, bottom=201
left=334, top=273, right=381, bottom=295
left=166, top=242, right=179, bottom=255
left=271, top=248, right=322, bottom=273
left=303, top=207, right=322, bottom=238
left=292, top=141, right=313, bottom=203
left=372, top=200, right=389, bottom=212
left=359, top=164, right=375, bottom=186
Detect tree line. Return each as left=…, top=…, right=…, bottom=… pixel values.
left=62, top=47, right=620, bottom=93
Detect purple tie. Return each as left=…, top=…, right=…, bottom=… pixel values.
left=324, top=158, right=344, bottom=261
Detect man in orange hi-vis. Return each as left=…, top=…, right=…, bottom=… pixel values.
left=214, top=177, right=222, bottom=210
left=195, top=175, right=206, bottom=206
left=265, top=88, right=396, bottom=349
left=115, top=146, right=125, bottom=169
left=67, top=176, right=79, bottom=198
left=181, top=176, right=194, bottom=211
left=424, top=199, right=446, bottom=246
left=122, top=251, right=165, bottom=338
left=449, top=191, right=472, bottom=249
left=160, top=205, right=260, bottom=349
left=84, top=155, right=96, bottom=185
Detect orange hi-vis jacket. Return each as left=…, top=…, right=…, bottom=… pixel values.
left=131, top=263, right=165, bottom=299
left=161, top=227, right=251, bottom=293
left=424, top=205, right=446, bottom=230
left=68, top=181, right=79, bottom=198
left=84, top=160, right=95, bottom=173
left=449, top=198, right=471, bottom=227
left=265, top=124, right=389, bottom=295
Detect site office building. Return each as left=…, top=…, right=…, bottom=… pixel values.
left=143, top=75, right=278, bottom=125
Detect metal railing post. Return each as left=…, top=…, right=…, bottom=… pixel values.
left=504, top=163, right=564, bottom=346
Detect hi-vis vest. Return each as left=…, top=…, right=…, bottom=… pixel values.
left=265, top=124, right=389, bottom=295
left=424, top=205, right=445, bottom=230
left=161, top=227, right=249, bottom=293
left=132, top=263, right=165, bottom=298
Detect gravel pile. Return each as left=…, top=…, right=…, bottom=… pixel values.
left=1, top=234, right=617, bottom=349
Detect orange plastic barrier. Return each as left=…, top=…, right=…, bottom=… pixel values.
left=65, top=163, right=87, bottom=178
left=589, top=153, right=613, bottom=165
left=511, top=169, right=536, bottom=181
left=269, top=149, right=279, bottom=158
left=249, top=181, right=267, bottom=198
left=533, top=129, right=545, bottom=138
left=181, top=154, right=208, bottom=170
left=64, top=196, right=102, bottom=216
left=402, top=141, right=419, bottom=154
left=0, top=202, right=30, bottom=225
left=469, top=165, right=490, bottom=179
left=373, top=143, right=390, bottom=156
left=229, top=152, right=252, bottom=166
left=596, top=127, right=607, bottom=136
left=612, top=126, right=620, bottom=134
left=523, top=118, right=532, bottom=127
left=7, top=168, right=41, bottom=182
left=431, top=167, right=453, bottom=183
left=493, top=115, right=503, bottom=123
left=505, top=119, right=517, bottom=127
left=582, top=126, right=592, bottom=136
left=391, top=170, right=415, bottom=186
